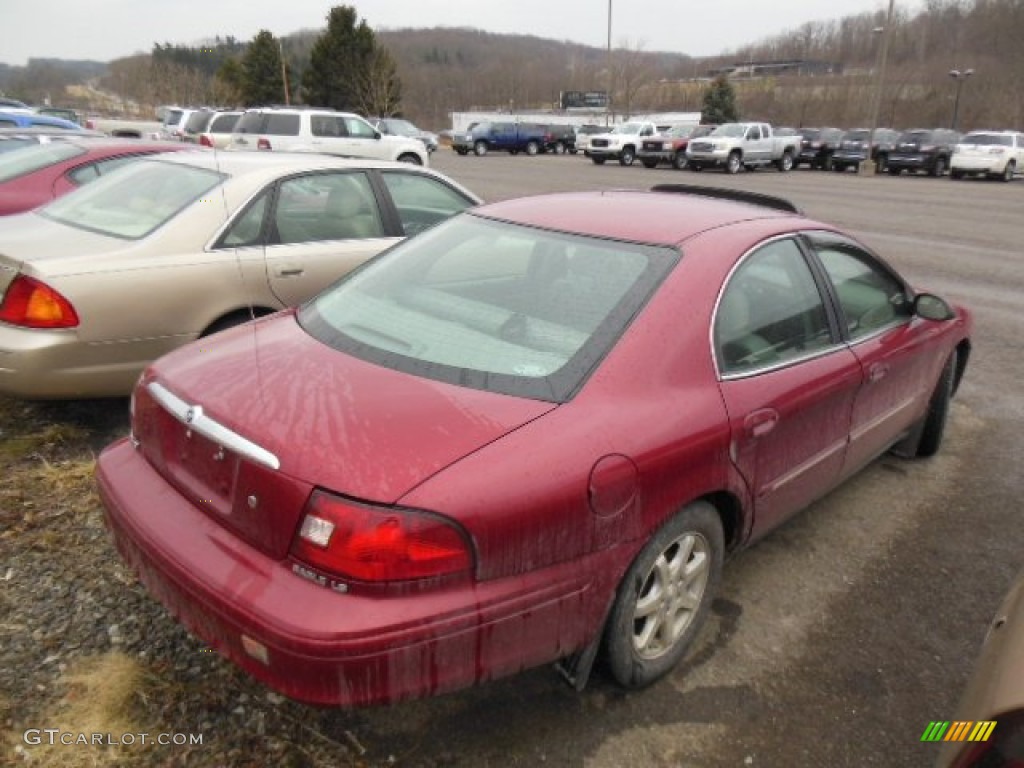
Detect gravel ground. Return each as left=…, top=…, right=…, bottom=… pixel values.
left=0, top=395, right=375, bottom=768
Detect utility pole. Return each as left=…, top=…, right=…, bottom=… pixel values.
left=279, top=40, right=290, bottom=106
left=865, top=0, right=895, bottom=175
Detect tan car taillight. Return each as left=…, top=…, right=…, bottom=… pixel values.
left=0, top=275, right=79, bottom=329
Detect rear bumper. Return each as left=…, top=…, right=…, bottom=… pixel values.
left=0, top=324, right=185, bottom=399
left=96, top=438, right=607, bottom=706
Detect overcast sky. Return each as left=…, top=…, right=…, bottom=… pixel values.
left=1, top=0, right=911, bottom=67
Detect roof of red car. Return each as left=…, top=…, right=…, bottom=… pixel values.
left=471, top=188, right=804, bottom=246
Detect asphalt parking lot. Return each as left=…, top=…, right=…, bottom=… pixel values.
left=336, top=153, right=1024, bottom=767
left=5, top=151, right=1023, bottom=767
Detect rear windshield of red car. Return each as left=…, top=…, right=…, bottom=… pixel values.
left=300, top=213, right=678, bottom=402
left=0, top=142, right=85, bottom=183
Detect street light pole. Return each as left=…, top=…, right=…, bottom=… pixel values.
left=865, top=0, right=895, bottom=175
left=606, top=0, right=613, bottom=125
left=949, top=69, right=974, bottom=131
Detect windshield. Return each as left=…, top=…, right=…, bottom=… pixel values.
left=612, top=123, right=646, bottom=135
left=843, top=130, right=869, bottom=141
left=0, top=142, right=84, bottom=182
left=900, top=131, right=931, bottom=143
left=299, top=214, right=677, bottom=402
left=710, top=124, right=747, bottom=138
left=961, top=133, right=1012, bottom=146
left=666, top=125, right=697, bottom=138
left=40, top=159, right=223, bottom=239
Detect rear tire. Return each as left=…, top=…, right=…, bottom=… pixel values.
left=775, top=151, right=793, bottom=172
left=397, top=153, right=422, bottom=165
left=642, top=158, right=659, bottom=169
left=592, top=156, right=606, bottom=165
left=1002, top=162, right=1015, bottom=182
left=604, top=501, right=724, bottom=689
left=673, top=151, right=688, bottom=170
left=930, top=156, right=947, bottom=177
left=525, top=140, right=540, bottom=156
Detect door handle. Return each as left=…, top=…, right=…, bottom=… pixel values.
left=868, top=363, right=889, bottom=383
left=276, top=267, right=304, bottom=277
left=743, top=409, right=779, bottom=439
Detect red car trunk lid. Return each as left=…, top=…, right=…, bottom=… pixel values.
left=135, top=313, right=556, bottom=559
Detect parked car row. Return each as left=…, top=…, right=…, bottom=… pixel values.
left=576, top=121, right=1021, bottom=182
left=450, top=121, right=598, bottom=156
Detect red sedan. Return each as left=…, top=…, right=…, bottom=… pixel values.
left=96, top=185, right=972, bottom=707
left=0, top=138, right=190, bottom=215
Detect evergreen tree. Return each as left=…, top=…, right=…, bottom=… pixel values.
left=241, top=30, right=285, bottom=107
left=702, top=74, right=740, bottom=123
left=302, top=5, right=400, bottom=114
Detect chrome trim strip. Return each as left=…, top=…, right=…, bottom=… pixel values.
left=147, top=381, right=281, bottom=470
left=849, top=395, right=919, bottom=443
left=762, top=438, right=848, bottom=496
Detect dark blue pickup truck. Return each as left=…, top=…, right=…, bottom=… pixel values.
left=452, top=121, right=550, bottom=156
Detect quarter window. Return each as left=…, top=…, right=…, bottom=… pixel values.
left=814, top=243, right=910, bottom=340
left=715, top=238, right=832, bottom=376
left=378, top=172, right=476, bottom=237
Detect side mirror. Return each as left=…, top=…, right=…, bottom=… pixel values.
left=914, top=293, right=956, bottom=321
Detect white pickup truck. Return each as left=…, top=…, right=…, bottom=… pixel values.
left=587, top=121, right=672, bottom=166
left=686, top=122, right=799, bottom=173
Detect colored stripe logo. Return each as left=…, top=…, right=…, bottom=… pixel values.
left=921, top=721, right=997, bottom=742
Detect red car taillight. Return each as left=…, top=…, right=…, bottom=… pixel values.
left=0, top=275, right=79, bottom=328
left=199, top=134, right=214, bottom=147
left=257, top=137, right=272, bottom=150
left=290, top=491, right=473, bottom=582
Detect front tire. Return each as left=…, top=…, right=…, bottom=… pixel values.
left=725, top=151, right=742, bottom=174
left=641, top=158, right=659, bottom=169
left=397, top=153, right=422, bottom=165
left=895, top=350, right=958, bottom=458
left=930, top=156, right=947, bottom=177
left=604, top=501, right=724, bottom=689
left=673, top=151, right=688, bottom=170
left=619, top=146, right=636, bottom=166
left=591, top=156, right=606, bottom=165
left=474, top=141, right=488, bottom=157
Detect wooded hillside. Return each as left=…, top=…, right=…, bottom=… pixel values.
left=2, top=0, right=1019, bottom=132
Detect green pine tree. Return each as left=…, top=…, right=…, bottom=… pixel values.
left=702, top=74, right=740, bottom=124
left=240, top=30, right=285, bottom=107
left=302, top=6, right=381, bottom=112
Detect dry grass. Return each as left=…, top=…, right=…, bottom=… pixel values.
left=7, top=652, right=154, bottom=767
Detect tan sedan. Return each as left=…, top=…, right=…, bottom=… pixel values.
left=0, top=151, right=481, bottom=398
left=937, top=570, right=1024, bottom=767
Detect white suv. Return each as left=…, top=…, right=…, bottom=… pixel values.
left=950, top=130, right=1024, bottom=182
left=229, top=107, right=429, bottom=166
